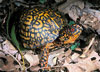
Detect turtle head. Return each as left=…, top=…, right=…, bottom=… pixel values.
left=59, top=24, right=82, bottom=44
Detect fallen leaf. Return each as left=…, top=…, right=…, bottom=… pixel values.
left=1, top=40, right=18, bottom=55
left=24, top=51, right=39, bottom=67
left=0, top=55, right=16, bottom=71
left=63, top=50, right=100, bottom=72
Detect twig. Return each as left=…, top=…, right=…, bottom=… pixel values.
left=80, top=36, right=95, bottom=58
left=8, top=52, right=23, bottom=70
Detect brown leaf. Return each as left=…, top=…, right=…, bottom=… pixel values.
left=24, top=51, right=39, bottom=67
left=0, top=55, right=16, bottom=71
left=63, top=50, right=100, bottom=72
left=1, top=40, right=18, bottom=55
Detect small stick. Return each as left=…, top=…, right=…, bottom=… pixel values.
left=80, top=36, right=95, bottom=58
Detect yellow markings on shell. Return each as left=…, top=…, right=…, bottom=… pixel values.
left=43, top=27, right=49, bottom=31
left=39, top=12, right=44, bottom=16
left=28, top=10, right=33, bottom=15
left=43, top=20, right=46, bottom=23
left=44, top=24, right=50, bottom=28
left=20, top=30, right=29, bottom=36
left=50, top=17, right=60, bottom=29
left=39, top=37, right=42, bottom=40
left=34, top=15, right=38, bottom=19
left=41, top=16, right=44, bottom=20
left=33, top=20, right=43, bottom=28
left=44, top=13, right=49, bottom=18
left=37, top=42, right=40, bottom=46
left=54, top=12, right=61, bottom=17
left=60, top=18, right=63, bottom=24
left=45, top=15, right=60, bottom=30
left=47, top=38, right=51, bottom=42
left=21, top=29, right=24, bottom=34
left=36, top=21, right=39, bottom=24
left=52, top=30, right=58, bottom=35
left=31, top=29, right=35, bottom=33
left=24, top=15, right=32, bottom=25
left=42, top=31, right=45, bottom=36
left=35, top=42, right=38, bottom=46
left=41, top=34, right=44, bottom=38
left=37, top=33, right=40, bottom=37
left=47, top=19, right=51, bottom=23
left=39, top=29, right=42, bottom=32
left=35, top=30, right=38, bottom=33
left=26, top=32, right=30, bottom=37
left=41, top=39, right=45, bottom=44
left=31, top=33, right=34, bottom=38
left=20, top=35, right=30, bottom=40
left=47, top=31, right=50, bottom=34
left=37, top=12, right=40, bottom=14
left=28, top=11, right=33, bottom=15
left=29, top=9, right=36, bottom=13
left=23, top=43, right=28, bottom=48
left=24, top=14, right=26, bottom=16
left=35, top=8, right=38, bottom=11
left=33, top=11, right=36, bottom=13
left=29, top=44, right=33, bottom=48
left=26, top=32, right=28, bottom=36
left=26, top=26, right=30, bottom=31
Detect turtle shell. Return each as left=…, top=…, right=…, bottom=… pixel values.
left=16, top=7, right=66, bottom=49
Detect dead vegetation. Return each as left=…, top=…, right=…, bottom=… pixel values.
left=0, top=0, right=100, bottom=72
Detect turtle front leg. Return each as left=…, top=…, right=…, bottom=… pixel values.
left=40, top=43, right=53, bottom=72
left=40, top=46, right=49, bottom=69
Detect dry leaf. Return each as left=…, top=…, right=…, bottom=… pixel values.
left=64, top=61, right=84, bottom=72
left=71, top=53, right=80, bottom=61
left=24, top=51, right=39, bottom=67
left=30, top=66, right=40, bottom=72
left=0, top=55, right=16, bottom=71
left=48, top=50, right=64, bottom=66
left=1, top=40, right=18, bottom=55
left=58, top=0, right=84, bottom=21
left=63, top=50, right=100, bottom=72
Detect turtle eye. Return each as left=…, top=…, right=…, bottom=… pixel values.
left=71, top=28, right=75, bottom=32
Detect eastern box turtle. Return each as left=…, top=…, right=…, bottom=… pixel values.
left=12, top=6, right=82, bottom=71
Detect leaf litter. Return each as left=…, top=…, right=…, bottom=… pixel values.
left=0, top=0, right=100, bottom=72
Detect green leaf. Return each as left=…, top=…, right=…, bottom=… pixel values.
left=11, top=25, right=27, bottom=51
left=70, top=43, right=80, bottom=50
left=11, top=25, right=20, bottom=49
left=6, top=12, right=11, bottom=38
left=68, top=21, right=75, bottom=26
left=39, top=0, right=46, bottom=4
left=11, top=25, right=25, bottom=70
